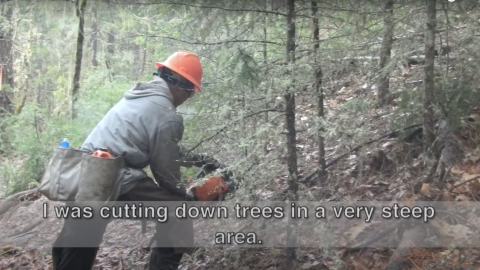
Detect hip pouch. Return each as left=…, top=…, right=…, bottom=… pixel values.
left=38, top=147, right=90, bottom=201
left=75, top=152, right=124, bottom=205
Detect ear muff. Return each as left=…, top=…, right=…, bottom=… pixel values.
left=158, top=67, right=195, bottom=91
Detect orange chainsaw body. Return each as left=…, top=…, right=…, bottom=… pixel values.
left=193, top=176, right=229, bottom=201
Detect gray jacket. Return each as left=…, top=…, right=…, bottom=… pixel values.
left=81, top=76, right=199, bottom=196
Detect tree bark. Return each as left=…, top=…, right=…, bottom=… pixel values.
left=72, top=0, right=87, bottom=120
left=263, top=0, right=270, bottom=155
left=91, top=5, right=99, bottom=68
left=377, top=0, right=394, bottom=106
left=284, top=0, right=298, bottom=265
left=0, top=1, right=15, bottom=115
left=105, top=31, right=115, bottom=81
left=105, top=0, right=116, bottom=82
left=140, top=33, right=147, bottom=77
left=311, top=0, right=326, bottom=181
left=423, top=0, right=436, bottom=159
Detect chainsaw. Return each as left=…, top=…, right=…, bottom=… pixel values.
left=141, top=162, right=238, bottom=234
left=188, top=161, right=238, bottom=201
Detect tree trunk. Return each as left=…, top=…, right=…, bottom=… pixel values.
left=377, top=0, right=394, bottom=106
left=311, top=0, right=326, bottom=181
left=263, top=0, right=270, bottom=155
left=0, top=1, right=15, bottom=115
left=105, top=0, right=115, bottom=82
left=91, top=5, right=99, bottom=68
left=104, top=0, right=115, bottom=81
left=105, top=30, right=115, bottom=81
left=72, top=0, right=87, bottom=120
left=140, top=34, right=147, bottom=76
left=423, top=0, right=436, bottom=159
left=14, top=10, right=34, bottom=116
left=284, top=0, right=298, bottom=265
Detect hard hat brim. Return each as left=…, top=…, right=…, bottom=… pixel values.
left=155, top=62, right=201, bottom=92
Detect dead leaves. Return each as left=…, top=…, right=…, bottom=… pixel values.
left=348, top=221, right=373, bottom=240
left=431, top=219, right=474, bottom=244
left=441, top=191, right=454, bottom=201
left=0, top=248, right=48, bottom=270
left=443, top=152, right=480, bottom=200
left=420, top=183, right=431, bottom=196
left=300, top=260, right=320, bottom=270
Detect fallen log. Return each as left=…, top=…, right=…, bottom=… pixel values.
left=0, top=188, right=39, bottom=217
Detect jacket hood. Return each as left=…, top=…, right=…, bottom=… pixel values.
left=124, top=76, right=174, bottom=103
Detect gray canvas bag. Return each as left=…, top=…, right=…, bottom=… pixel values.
left=75, top=152, right=124, bottom=202
left=38, top=147, right=125, bottom=204
left=38, top=147, right=90, bottom=201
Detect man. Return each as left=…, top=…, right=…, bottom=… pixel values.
left=52, top=50, right=218, bottom=270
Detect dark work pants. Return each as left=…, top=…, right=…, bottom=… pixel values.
left=51, top=177, right=193, bottom=270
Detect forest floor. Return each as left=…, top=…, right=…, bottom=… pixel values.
left=2, top=65, right=480, bottom=269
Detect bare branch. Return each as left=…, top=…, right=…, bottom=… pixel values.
left=148, top=35, right=283, bottom=46
left=187, top=109, right=283, bottom=153
left=111, top=0, right=287, bottom=17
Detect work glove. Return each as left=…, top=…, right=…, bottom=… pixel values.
left=193, top=154, right=221, bottom=170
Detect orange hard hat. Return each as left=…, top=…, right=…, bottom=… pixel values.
left=155, top=50, right=203, bottom=92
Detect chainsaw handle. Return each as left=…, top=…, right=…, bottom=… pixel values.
left=195, top=162, right=223, bottom=179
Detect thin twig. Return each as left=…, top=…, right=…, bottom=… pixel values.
left=153, top=35, right=283, bottom=46
left=448, top=176, right=480, bottom=193
left=0, top=248, right=19, bottom=256
left=187, top=109, right=283, bottom=153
